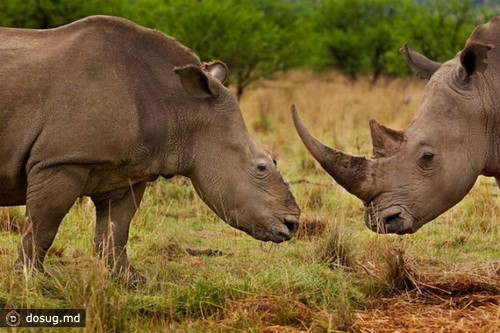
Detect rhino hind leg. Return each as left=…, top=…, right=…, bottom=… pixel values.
left=16, top=165, right=90, bottom=273
left=91, top=182, right=147, bottom=285
left=496, top=178, right=500, bottom=190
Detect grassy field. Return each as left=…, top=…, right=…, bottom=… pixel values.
left=0, top=71, right=498, bottom=332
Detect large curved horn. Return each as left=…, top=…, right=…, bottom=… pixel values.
left=291, top=105, right=375, bottom=201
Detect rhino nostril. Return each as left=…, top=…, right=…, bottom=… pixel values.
left=384, top=213, right=402, bottom=225
left=284, top=216, right=299, bottom=235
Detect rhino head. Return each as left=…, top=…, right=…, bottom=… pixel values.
left=174, top=62, right=300, bottom=242
left=292, top=17, right=499, bottom=234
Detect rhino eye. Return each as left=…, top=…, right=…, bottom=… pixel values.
left=257, top=163, right=268, bottom=173
left=418, top=152, right=435, bottom=169
left=422, top=152, right=434, bottom=161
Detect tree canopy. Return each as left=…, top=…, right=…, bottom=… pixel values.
left=0, top=0, right=496, bottom=95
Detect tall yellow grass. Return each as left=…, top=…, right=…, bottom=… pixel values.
left=241, top=70, right=425, bottom=156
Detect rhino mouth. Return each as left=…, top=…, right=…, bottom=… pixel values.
left=258, top=215, right=299, bottom=243
left=365, top=205, right=417, bottom=234
left=230, top=214, right=300, bottom=243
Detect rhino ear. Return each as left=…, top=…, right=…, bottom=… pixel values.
left=174, top=64, right=220, bottom=99
left=204, top=61, right=229, bottom=84
left=369, top=119, right=405, bottom=158
left=457, top=42, right=492, bottom=82
left=400, top=44, right=441, bottom=80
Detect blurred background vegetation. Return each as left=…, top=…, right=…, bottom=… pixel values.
left=0, top=0, right=497, bottom=97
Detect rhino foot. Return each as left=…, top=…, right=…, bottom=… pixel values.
left=14, top=257, right=45, bottom=276
left=113, top=265, right=147, bottom=287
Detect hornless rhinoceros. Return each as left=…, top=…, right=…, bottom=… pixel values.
left=0, top=16, right=300, bottom=281
left=292, top=17, right=500, bottom=235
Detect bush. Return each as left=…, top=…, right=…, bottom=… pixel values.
left=0, top=0, right=496, bottom=88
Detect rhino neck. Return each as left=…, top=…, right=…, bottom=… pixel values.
left=160, top=97, right=249, bottom=180
left=157, top=122, right=202, bottom=178
left=472, top=17, right=500, bottom=179
left=482, top=111, right=500, bottom=178
left=479, top=70, right=500, bottom=179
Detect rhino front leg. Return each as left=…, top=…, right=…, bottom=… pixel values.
left=496, top=178, right=500, bottom=189
left=17, top=166, right=89, bottom=273
left=91, top=182, right=146, bottom=284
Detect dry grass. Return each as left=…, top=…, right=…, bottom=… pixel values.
left=359, top=246, right=420, bottom=296
left=0, top=206, right=24, bottom=233
left=296, top=216, right=328, bottom=239
left=356, top=260, right=500, bottom=333
left=356, top=295, right=498, bottom=333
left=240, top=70, right=424, bottom=161
left=316, top=224, right=356, bottom=270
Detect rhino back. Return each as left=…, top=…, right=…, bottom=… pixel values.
left=0, top=16, right=200, bottom=200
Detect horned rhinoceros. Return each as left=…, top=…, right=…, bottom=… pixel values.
left=0, top=16, right=300, bottom=281
left=292, top=17, right=499, bottom=235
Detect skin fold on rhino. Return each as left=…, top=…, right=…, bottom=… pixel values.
left=293, top=16, right=500, bottom=235
left=0, top=16, right=300, bottom=282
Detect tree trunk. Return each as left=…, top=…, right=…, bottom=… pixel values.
left=236, top=84, right=244, bottom=100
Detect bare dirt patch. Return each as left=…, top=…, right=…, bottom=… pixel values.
left=356, top=290, right=499, bottom=333
left=356, top=261, right=499, bottom=333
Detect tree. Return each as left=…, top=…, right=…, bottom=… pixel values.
left=0, top=0, right=494, bottom=84
left=393, top=0, right=479, bottom=62
left=310, top=0, right=403, bottom=81
left=307, top=0, right=490, bottom=79
left=0, top=0, right=132, bottom=28
left=143, top=0, right=306, bottom=99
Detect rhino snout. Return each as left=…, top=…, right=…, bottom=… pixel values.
left=264, top=215, right=300, bottom=243
left=365, top=205, right=416, bottom=234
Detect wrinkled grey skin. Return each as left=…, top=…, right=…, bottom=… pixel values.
left=293, top=17, right=499, bottom=235
left=0, top=16, right=300, bottom=281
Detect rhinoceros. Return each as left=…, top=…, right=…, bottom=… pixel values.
left=292, top=17, right=499, bottom=235
left=0, top=16, right=300, bottom=281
